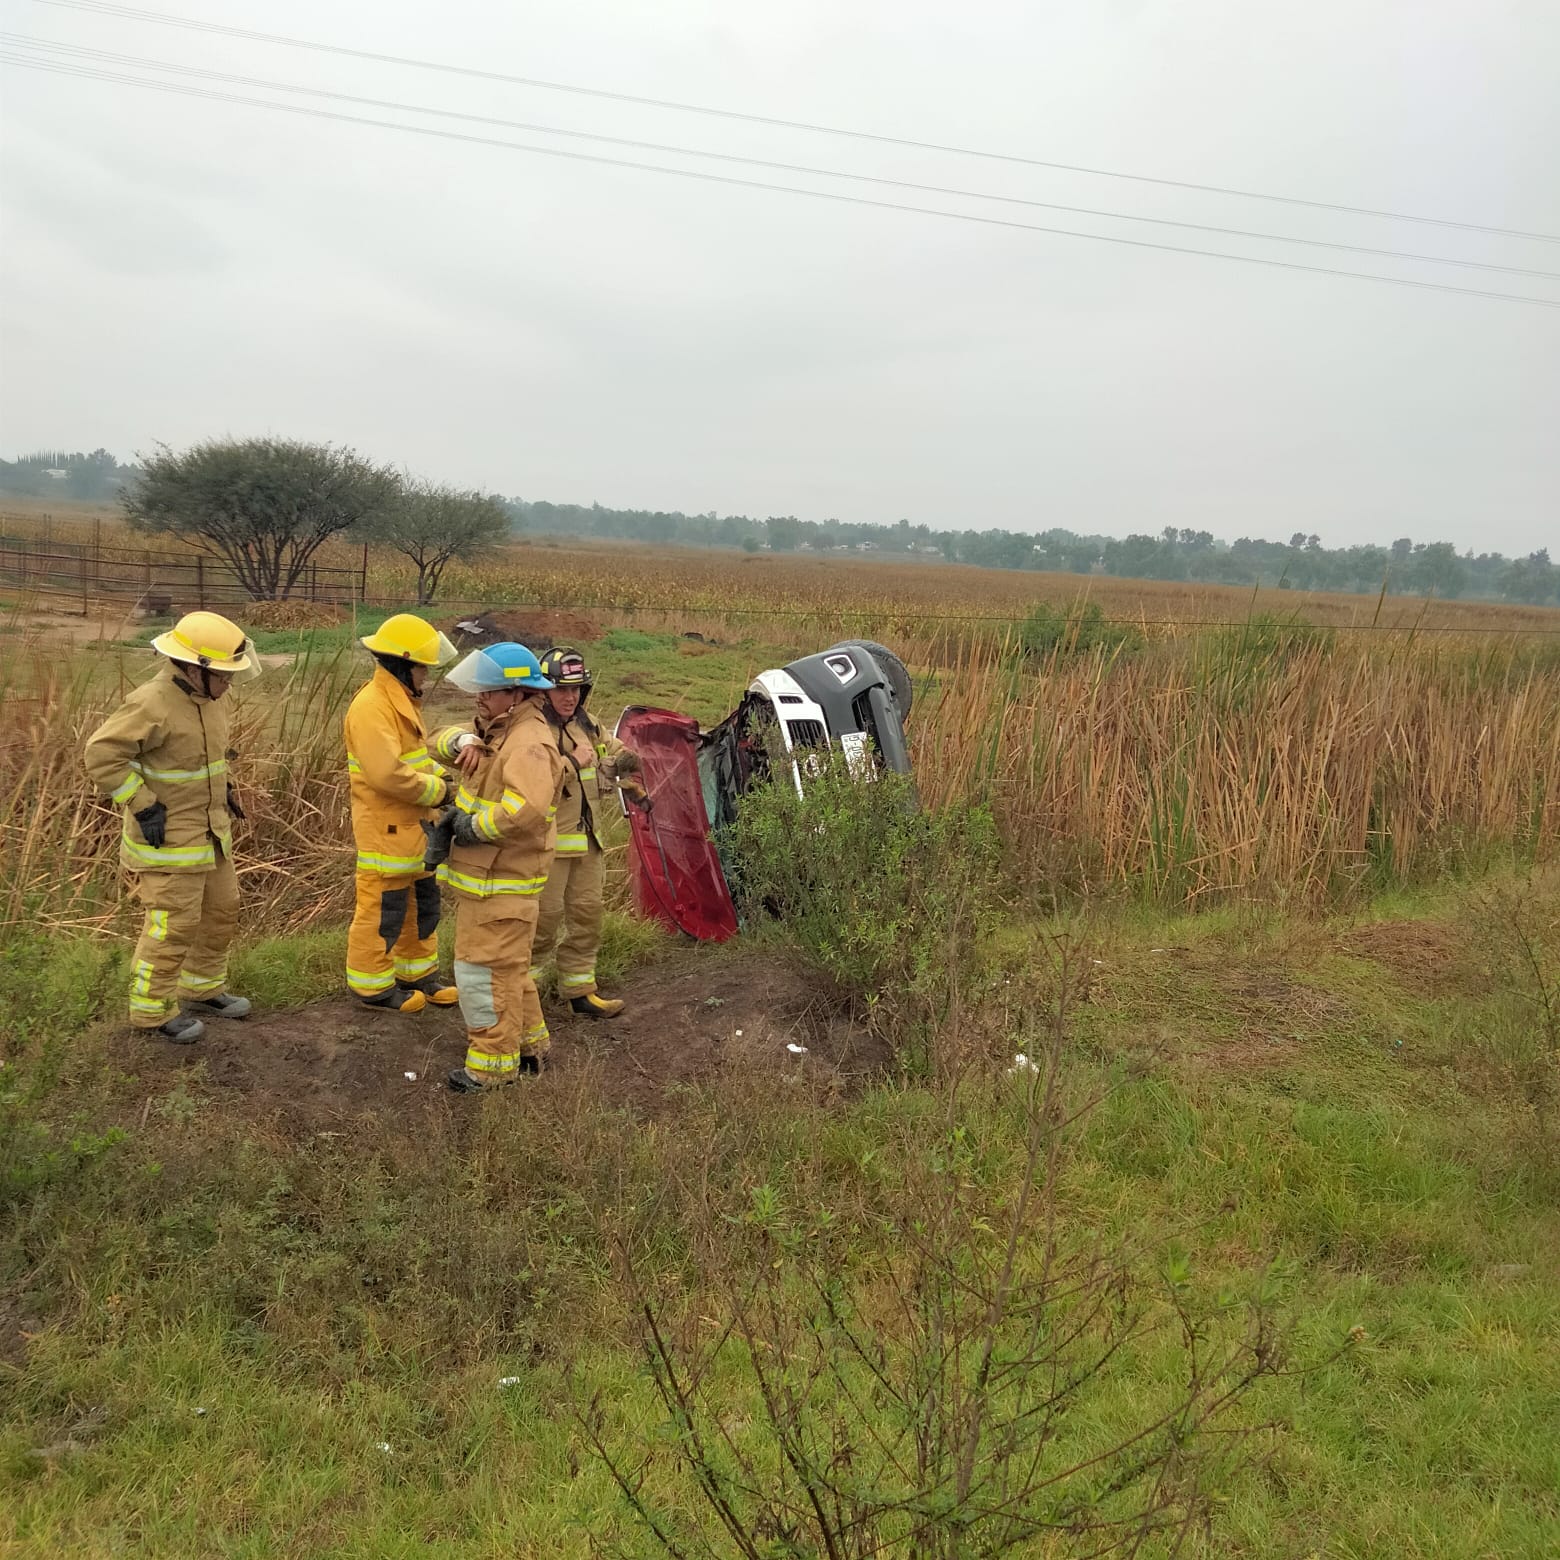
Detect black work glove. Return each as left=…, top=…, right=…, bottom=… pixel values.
left=421, top=806, right=457, bottom=869
left=134, top=801, right=168, bottom=849
left=449, top=809, right=483, bottom=848
left=226, top=782, right=246, bottom=821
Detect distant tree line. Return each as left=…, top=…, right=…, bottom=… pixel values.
left=508, top=498, right=1559, bottom=605
left=0, top=448, right=141, bottom=502
left=5, top=450, right=1553, bottom=604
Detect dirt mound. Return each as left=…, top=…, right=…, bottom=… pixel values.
left=1338, top=918, right=1465, bottom=991
left=446, top=608, right=601, bottom=653
left=243, top=601, right=347, bottom=631
left=122, top=949, right=888, bottom=1130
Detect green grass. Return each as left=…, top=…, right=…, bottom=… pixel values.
left=4, top=870, right=1558, bottom=1555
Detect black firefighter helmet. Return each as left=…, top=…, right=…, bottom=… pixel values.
left=538, top=646, right=592, bottom=709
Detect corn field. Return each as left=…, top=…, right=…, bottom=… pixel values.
left=8, top=502, right=1560, bottom=641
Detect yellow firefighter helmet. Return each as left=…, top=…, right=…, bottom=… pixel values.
left=360, top=613, right=459, bottom=667
left=151, top=611, right=257, bottom=674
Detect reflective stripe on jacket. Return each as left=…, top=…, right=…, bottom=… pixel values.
left=83, top=661, right=235, bottom=874
left=344, top=666, right=448, bottom=876
left=439, top=698, right=565, bottom=899
left=550, top=713, right=629, bottom=857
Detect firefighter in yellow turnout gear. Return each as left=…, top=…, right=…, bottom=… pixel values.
left=84, top=611, right=259, bottom=1043
left=344, top=614, right=461, bottom=1012
left=432, top=643, right=566, bottom=1092
left=532, top=647, right=648, bottom=1019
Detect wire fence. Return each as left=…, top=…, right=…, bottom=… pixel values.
left=0, top=531, right=368, bottom=613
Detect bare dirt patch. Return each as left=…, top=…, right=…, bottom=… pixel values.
left=120, top=949, right=888, bottom=1132
left=0, top=607, right=142, bottom=646
left=445, top=608, right=601, bottom=653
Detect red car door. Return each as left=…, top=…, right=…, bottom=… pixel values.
left=614, top=706, right=738, bottom=942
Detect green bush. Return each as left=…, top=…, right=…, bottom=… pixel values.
left=1018, top=599, right=1143, bottom=660
left=1205, top=610, right=1335, bottom=675
left=723, top=755, right=1000, bottom=1063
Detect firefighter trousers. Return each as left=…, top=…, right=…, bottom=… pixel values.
left=346, top=870, right=441, bottom=998
left=531, top=847, right=605, bottom=999
left=128, top=852, right=240, bottom=1029
left=453, top=894, right=548, bottom=1085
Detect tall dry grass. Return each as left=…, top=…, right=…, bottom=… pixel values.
left=2, top=600, right=1557, bottom=940
left=0, top=635, right=360, bottom=938
left=913, top=631, right=1560, bottom=904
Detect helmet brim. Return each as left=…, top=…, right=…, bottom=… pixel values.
left=152, top=630, right=261, bottom=680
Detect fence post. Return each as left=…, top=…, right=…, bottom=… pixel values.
left=197, top=555, right=205, bottom=609
left=360, top=543, right=369, bottom=604
left=80, top=547, right=88, bottom=616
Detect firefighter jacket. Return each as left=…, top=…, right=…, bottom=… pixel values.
left=344, top=667, right=449, bottom=876
left=549, top=712, right=633, bottom=857
left=434, top=698, right=566, bottom=900
left=84, top=661, right=236, bottom=874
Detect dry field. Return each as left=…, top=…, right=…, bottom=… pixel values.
left=4, top=498, right=1557, bottom=918
left=6, top=499, right=1560, bottom=646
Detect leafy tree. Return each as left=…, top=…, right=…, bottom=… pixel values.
left=765, top=514, right=802, bottom=551
left=1414, top=540, right=1467, bottom=599
left=124, top=438, right=400, bottom=600
left=367, top=482, right=512, bottom=604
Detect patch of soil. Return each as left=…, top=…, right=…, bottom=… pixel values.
left=446, top=608, right=601, bottom=653
left=122, top=950, right=888, bottom=1131
left=0, top=607, right=141, bottom=645
left=1338, top=919, right=1466, bottom=991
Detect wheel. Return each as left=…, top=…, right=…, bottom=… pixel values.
left=829, top=639, right=913, bottom=715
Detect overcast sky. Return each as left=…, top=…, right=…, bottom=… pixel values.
left=2, top=1, right=1556, bottom=554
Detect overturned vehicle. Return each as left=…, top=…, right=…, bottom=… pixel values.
left=615, top=641, right=914, bottom=941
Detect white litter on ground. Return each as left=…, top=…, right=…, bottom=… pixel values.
left=375, top=1442, right=392, bottom=1454
left=498, top=1377, right=523, bottom=1389
left=786, top=1043, right=808, bottom=1054
left=1008, top=1053, right=1038, bottom=1075
left=403, top=1072, right=417, bottom=1082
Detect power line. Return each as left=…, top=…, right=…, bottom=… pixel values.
left=30, top=0, right=1560, bottom=247
left=7, top=53, right=1560, bottom=312
left=8, top=31, right=1558, bottom=284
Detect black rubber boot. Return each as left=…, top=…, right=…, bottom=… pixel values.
left=360, top=987, right=426, bottom=1014
left=519, top=1053, right=543, bottom=1076
left=157, top=1013, right=205, bottom=1045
